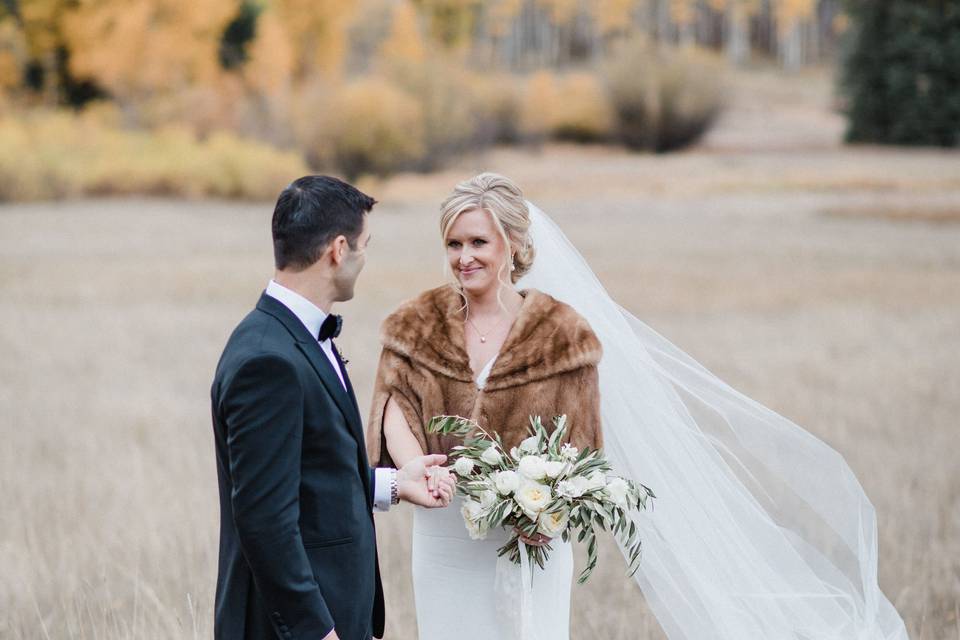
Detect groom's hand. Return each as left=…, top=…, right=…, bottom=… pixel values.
left=398, top=454, right=456, bottom=508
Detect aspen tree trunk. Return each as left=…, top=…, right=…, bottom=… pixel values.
left=656, top=0, right=672, bottom=46
left=779, top=20, right=803, bottom=70
left=726, top=1, right=750, bottom=66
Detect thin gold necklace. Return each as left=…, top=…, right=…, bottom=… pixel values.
left=465, top=312, right=507, bottom=344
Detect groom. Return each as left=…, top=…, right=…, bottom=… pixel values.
left=211, top=175, right=454, bottom=640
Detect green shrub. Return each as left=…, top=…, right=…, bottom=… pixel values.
left=841, top=0, right=960, bottom=147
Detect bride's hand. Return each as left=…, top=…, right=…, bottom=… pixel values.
left=514, top=527, right=551, bottom=547
left=398, top=454, right=456, bottom=508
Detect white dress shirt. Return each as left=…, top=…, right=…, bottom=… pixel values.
left=264, top=280, right=394, bottom=512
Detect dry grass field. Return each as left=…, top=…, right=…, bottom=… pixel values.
left=2, top=68, right=959, bottom=639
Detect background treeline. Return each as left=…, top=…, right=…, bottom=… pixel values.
left=0, top=0, right=924, bottom=200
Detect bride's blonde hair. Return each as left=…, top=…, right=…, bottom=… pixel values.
left=439, top=172, right=535, bottom=291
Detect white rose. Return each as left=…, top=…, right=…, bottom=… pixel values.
left=480, top=446, right=503, bottom=466
left=556, top=479, right=584, bottom=499
left=538, top=507, right=570, bottom=537
left=494, top=470, right=521, bottom=495
left=460, top=499, right=487, bottom=540
left=514, top=481, right=552, bottom=518
left=454, top=457, right=476, bottom=476
left=480, top=489, right=498, bottom=509
left=586, top=470, right=607, bottom=491
left=560, top=443, right=579, bottom=461
left=510, top=447, right=521, bottom=460
left=544, top=460, right=566, bottom=479
left=518, top=455, right=547, bottom=481
left=605, top=477, right=630, bottom=508
left=519, top=435, right=540, bottom=454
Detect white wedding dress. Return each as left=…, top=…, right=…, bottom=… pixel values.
left=412, top=358, right=574, bottom=640
left=411, top=203, right=908, bottom=640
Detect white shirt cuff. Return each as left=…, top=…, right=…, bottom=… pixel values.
left=373, top=468, right=394, bottom=512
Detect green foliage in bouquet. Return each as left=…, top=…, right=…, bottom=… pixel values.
left=427, top=414, right=655, bottom=584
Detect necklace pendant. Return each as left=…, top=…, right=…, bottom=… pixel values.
left=480, top=336, right=487, bottom=343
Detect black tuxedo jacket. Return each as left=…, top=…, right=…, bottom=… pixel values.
left=211, top=293, right=384, bottom=640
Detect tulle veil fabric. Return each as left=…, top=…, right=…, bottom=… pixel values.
left=516, top=203, right=908, bottom=640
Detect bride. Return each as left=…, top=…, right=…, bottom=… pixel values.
left=366, top=172, right=909, bottom=639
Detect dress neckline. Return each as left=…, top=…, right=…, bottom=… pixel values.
left=475, top=356, right=497, bottom=389
left=463, top=290, right=528, bottom=384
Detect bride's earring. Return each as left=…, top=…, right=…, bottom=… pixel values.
left=510, top=254, right=516, bottom=272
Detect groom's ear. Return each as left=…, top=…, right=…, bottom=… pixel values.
left=328, top=234, right=350, bottom=266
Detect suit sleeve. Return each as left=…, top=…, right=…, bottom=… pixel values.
left=221, top=353, right=335, bottom=638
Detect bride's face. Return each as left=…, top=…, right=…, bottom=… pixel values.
left=445, top=207, right=510, bottom=296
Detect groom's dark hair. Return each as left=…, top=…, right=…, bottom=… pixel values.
left=272, top=175, right=377, bottom=271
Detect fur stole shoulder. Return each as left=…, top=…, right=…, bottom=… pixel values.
left=380, top=285, right=602, bottom=389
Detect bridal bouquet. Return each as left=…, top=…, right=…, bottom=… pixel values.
left=427, top=414, right=655, bottom=583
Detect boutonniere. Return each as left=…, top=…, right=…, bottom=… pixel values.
left=340, top=351, right=350, bottom=370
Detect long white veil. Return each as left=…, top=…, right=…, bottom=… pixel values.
left=517, top=203, right=908, bottom=640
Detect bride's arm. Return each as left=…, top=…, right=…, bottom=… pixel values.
left=382, top=395, right=426, bottom=469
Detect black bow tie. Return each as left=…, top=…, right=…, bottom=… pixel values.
left=318, top=314, right=342, bottom=341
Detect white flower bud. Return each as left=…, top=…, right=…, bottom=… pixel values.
left=454, top=457, right=476, bottom=476
left=480, top=446, right=503, bottom=466
left=519, top=435, right=540, bottom=454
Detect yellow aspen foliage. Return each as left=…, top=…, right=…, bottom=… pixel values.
left=18, top=0, right=65, bottom=58
left=832, top=12, right=850, bottom=35
left=775, top=0, right=815, bottom=30
left=536, top=0, right=579, bottom=25
left=707, top=0, right=760, bottom=13
left=671, top=0, right=695, bottom=25
left=593, top=0, right=634, bottom=35
left=272, top=0, right=358, bottom=80
left=244, top=9, right=295, bottom=95
left=0, top=21, right=25, bottom=93
left=380, top=0, right=426, bottom=64
left=63, top=0, right=235, bottom=99
left=417, top=0, right=477, bottom=48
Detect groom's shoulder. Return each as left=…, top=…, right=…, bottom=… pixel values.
left=220, top=306, right=297, bottom=362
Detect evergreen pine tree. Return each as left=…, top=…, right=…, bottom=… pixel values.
left=842, top=0, right=960, bottom=147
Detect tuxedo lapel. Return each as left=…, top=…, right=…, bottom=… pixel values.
left=256, top=295, right=360, bottom=438
left=256, top=294, right=373, bottom=506
left=332, top=342, right=361, bottom=420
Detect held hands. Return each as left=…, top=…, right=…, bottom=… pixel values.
left=398, top=454, right=456, bottom=508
